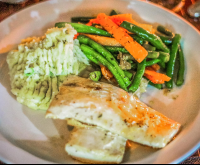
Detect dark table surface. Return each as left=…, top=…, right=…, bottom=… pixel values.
left=0, top=0, right=199, bottom=164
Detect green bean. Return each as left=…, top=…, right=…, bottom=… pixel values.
left=124, top=70, right=133, bottom=80
left=176, top=44, right=185, bottom=86
left=55, top=22, right=112, bottom=37
left=166, top=34, right=182, bottom=89
left=129, top=59, right=146, bottom=93
left=90, top=71, right=102, bottom=82
left=157, top=25, right=174, bottom=37
left=146, top=59, right=161, bottom=67
left=71, top=17, right=96, bottom=23
left=157, top=52, right=170, bottom=69
left=157, top=34, right=173, bottom=45
left=104, top=46, right=129, bottom=54
left=130, top=35, right=144, bottom=45
left=159, top=52, right=170, bottom=63
left=149, top=81, right=163, bottom=90
left=147, top=51, right=159, bottom=58
left=78, top=35, right=131, bottom=86
left=110, top=10, right=119, bottom=16
left=120, top=21, right=170, bottom=53
left=158, top=61, right=166, bottom=69
left=143, top=42, right=156, bottom=51
left=81, top=44, right=127, bottom=91
left=83, top=52, right=100, bottom=65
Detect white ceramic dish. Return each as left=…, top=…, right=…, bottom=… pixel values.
left=0, top=0, right=200, bottom=164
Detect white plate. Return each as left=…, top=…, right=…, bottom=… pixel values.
left=0, top=0, right=200, bottom=164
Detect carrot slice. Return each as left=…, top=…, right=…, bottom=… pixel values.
left=97, top=13, right=148, bottom=63
left=81, top=33, right=122, bottom=46
left=149, top=64, right=161, bottom=71
left=86, top=19, right=100, bottom=26
left=100, top=65, right=114, bottom=80
left=74, top=33, right=80, bottom=40
left=144, top=68, right=171, bottom=84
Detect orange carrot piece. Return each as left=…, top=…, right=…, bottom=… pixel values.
left=97, top=13, right=148, bottom=63
left=150, top=64, right=161, bottom=71
left=144, top=68, right=171, bottom=84
left=86, top=19, right=100, bottom=26
left=100, top=65, right=114, bottom=80
left=74, top=33, right=79, bottom=40
left=81, top=33, right=122, bottom=46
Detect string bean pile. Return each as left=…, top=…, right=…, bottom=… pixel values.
left=55, top=10, right=185, bottom=92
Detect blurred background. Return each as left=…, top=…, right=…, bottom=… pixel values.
left=0, top=0, right=199, bottom=164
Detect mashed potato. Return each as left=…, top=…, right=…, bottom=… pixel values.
left=7, top=24, right=90, bottom=110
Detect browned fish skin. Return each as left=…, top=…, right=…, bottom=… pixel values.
left=46, top=75, right=181, bottom=148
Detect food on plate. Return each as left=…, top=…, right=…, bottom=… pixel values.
left=6, top=24, right=90, bottom=110
left=6, top=9, right=186, bottom=164
left=56, top=12, right=185, bottom=92
left=46, top=76, right=181, bottom=149
left=65, top=127, right=127, bottom=164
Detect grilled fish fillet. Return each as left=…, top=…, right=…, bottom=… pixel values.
left=65, top=127, right=127, bottom=164
left=46, top=75, right=181, bottom=148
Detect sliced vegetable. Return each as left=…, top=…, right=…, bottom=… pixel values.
left=55, top=22, right=112, bottom=37
left=147, top=51, right=159, bottom=59
left=80, top=44, right=127, bottom=91
left=176, top=44, right=185, bottom=86
left=166, top=34, right=181, bottom=88
left=144, top=68, right=171, bottom=84
left=89, top=71, right=102, bottom=81
left=100, top=65, right=113, bottom=80
left=74, top=33, right=80, bottom=40
left=150, top=64, right=161, bottom=71
left=124, top=70, right=133, bottom=79
left=120, top=21, right=170, bottom=53
left=157, top=52, right=170, bottom=69
left=78, top=35, right=131, bottom=86
left=129, top=59, right=146, bottom=93
left=71, top=17, right=96, bottom=23
left=157, top=25, right=174, bottom=37
left=143, top=42, right=156, bottom=51
left=81, top=34, right=122, bottom=46
left=159, top=52, right=170, bottom=63
left=97, top=13, right=148, bottom=63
